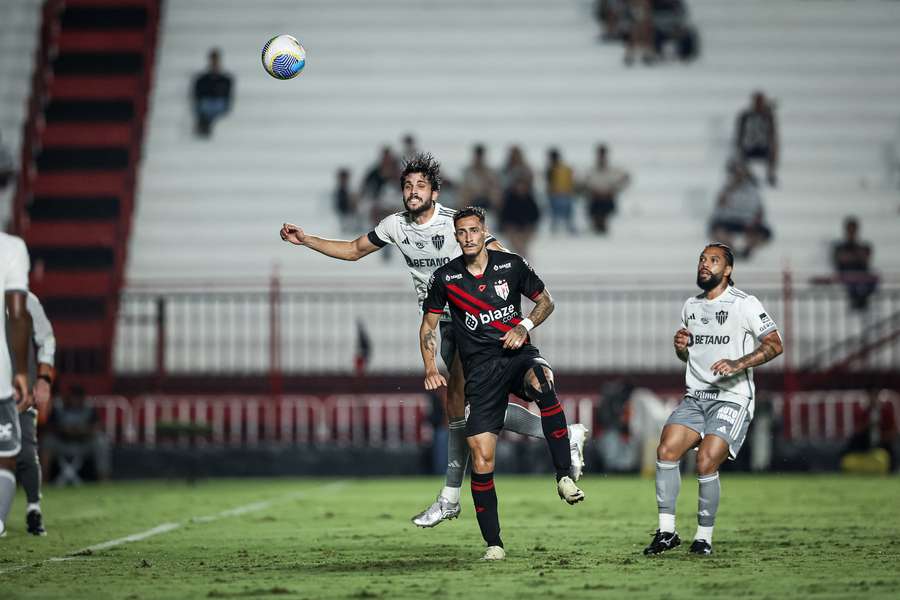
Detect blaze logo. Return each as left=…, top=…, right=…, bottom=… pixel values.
left=479, top=305, right=517, bottom=324
left=465, top=312, right=478, bottom=331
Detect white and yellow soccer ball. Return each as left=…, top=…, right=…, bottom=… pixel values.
left=261, top=34, right=307, bottom=80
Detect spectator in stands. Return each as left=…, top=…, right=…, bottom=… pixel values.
left=401, top=134, right=418, bottom=161
left=651, top=0, right=700, bottom=62
left=0, top=132, right=13, bottom=190
left=735, top=91, right=779, bottom=186
left=192, top=48, right=233, bottom=138
left=709, top=159, right=772, bottom=259
left=546, top=148, right=577, bottom=234
left=594, top=0, right=630, bottom=41
left=459, top=144, right=501, bottom=212
left=501, top=145, right=534, bottom=192
left=333, top=168, right=361, bottom=234
left=361, top=147, right=400, bottom=262
left=40, top=385, right=111, bottom=483
left=499, top=177, right=541, bottom=257
left=0, top=132, right=15, bottom=230
left=583, top=144, right=631, bottom=234
left=624, top=0, right=658, bottom=65
left=832, top=216, right=878, bottom=311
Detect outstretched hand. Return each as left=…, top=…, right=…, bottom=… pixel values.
left=280, top=223, right=306, bottom=245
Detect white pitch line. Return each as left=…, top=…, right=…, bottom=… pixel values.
left=0, top=481, right=344, bottom=576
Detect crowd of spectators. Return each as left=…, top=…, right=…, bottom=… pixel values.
left=330, top=138, right=634, bottom=258
left=594, top=0, right=700, bottom=66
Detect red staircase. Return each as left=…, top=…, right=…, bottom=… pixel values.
left=12, top=0, right=160, bottom=392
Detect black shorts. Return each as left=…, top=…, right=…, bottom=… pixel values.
left=439, top=320, right=457, bottom=370
left=464, top=345, right=550, bottom=437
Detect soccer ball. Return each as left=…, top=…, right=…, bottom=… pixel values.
left=261, top=34, right=307, bottom=80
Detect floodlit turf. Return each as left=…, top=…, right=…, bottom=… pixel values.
left=2, top=475, right=899, bottom=599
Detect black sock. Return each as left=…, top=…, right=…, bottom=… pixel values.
left=471, top=471, right=502, bottom=547
left=537, top=396, right=572, bottom=480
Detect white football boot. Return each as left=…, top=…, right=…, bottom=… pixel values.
left=481, top=546, right=506, bottom=561
left=411, top=495, right=461, bottom=528
left=557, top=476, right=585, bottom=505
left=567, top=424, right=589, bottom=481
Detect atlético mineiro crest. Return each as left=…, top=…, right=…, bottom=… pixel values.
left=716, top=310, right=729, bottom=325
left=431, top=234, right=445, bottom=250
left=465, top=312, right=478, bottom=331
left=494, top=279, right=509, bottom=300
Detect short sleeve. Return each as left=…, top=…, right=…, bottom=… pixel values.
left=4, top=236, right=29, bottom=292
left=680, top=300, right=690, bottom=329
left=743, top=295, right=778, bottom=341
left=517, top=256, right=545, bottom=301
left=422, top=272, right=448, bottom=314
left=367, top=215, right=395, bottom=248
left=28, top=293, right=56, bottom=366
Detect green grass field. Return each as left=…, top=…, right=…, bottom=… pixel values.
left=2, top=475, right=899, bottom=599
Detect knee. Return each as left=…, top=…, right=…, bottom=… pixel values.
left=696, top=451, right=721, bottom=476
left=525, top=366, right=555, bottom=403
left=469, top=446, right=495, bottom=474
left=656, top=443, right=682, bottom=463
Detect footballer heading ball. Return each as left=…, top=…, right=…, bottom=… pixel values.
left=262, top=34, right=307, bottom=80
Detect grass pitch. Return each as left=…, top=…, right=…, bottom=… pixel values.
left=2, top=475, right=899, bottom=599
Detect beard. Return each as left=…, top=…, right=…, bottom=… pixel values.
left=697, top=271, right=723, bottom=291
left=404, top=195, right=434, bottom=217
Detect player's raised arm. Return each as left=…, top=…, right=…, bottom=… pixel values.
left=420, top=312, right=446, bottom=390
left=280, top=222, right=380, bottom=261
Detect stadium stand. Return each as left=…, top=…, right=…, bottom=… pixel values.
left=0, top=0, right=42, bottom=227
left=128, top=0, right=900, bottom=285
left=11, top=0, right=161, bottom=391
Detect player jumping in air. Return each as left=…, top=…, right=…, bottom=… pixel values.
left=644, top=243, right=783, bottom=556
left=421, top=206, right=584, bottom=561
left=280, top=153, right=587, bottom=528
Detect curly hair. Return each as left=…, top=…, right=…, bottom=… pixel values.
left=399, top=152, right=442, bottom=192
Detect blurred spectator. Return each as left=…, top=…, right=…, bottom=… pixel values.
left=361, top=146, right=400, bottom=208
left=0, top=132, right=15, bottom=230
left=624, top=0, right=657, bottom=65
left=709, top=160, right=772, bottom=258
left=459, top=144, right=501, bottom=212
left=0, top=132, right=13, bottom=189
left=652, top=0, right=700, bottom=62
left=361, top=147, right=400, bottom=262
left=401, top=134, right=418, bottom=161
left=594, top=0, right=630, bottom=41
left=546, top=148, right=577, bottom=234
left=832, top=216, right=878, bottom=311
left=333, top=168, right=361, bottom=234
left=41, top=386, right=111, bottom=483
left=501, top=145, right=534, bottom=192
left=735, top=91, right=779, bottom=186
left=498, top=178, right=540, bottom=257
left=193, top=48, right=233, bottom=138
left=583, top=144, right=631, bottom=234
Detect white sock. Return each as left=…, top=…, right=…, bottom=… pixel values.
left=27, top=502, right=41, bottom=514
left=441, top=486, right=461, bottom=504
left=695, top=525, right=714, bottom=542
left=659, top=513, right=675, bottom=533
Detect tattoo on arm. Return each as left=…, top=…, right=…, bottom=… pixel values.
left=737, top=335, right=782, bottom=370
left=527, top=291, right=555, bottom=327
left=423, top=328, right=437, bottom=356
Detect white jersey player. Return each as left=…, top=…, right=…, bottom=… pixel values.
left=280, top=152, right=587, bottom=528
left=643, top=243, right=783, bottom=557
left=0, top=232, right=32, bottom=537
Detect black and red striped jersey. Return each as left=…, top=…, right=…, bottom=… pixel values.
left=422, top=249, right=545, bottom=371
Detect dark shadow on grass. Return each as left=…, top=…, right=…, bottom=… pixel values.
left=286, top=556, right=471, bottom=575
